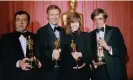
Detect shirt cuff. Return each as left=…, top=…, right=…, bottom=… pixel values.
left=94, top=65, right=98, bottom=68
left=52, top=53, right=55, bottom=61
left=16, top=60, right=21, bottom=68
left=108, top=46, right=113, bottom=55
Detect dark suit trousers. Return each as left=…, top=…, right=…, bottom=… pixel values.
left=41, top=67, right=61, bottom=80
left=91, top=65, right=110, bottom=80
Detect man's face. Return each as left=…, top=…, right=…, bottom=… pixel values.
left=93, top=13, right=105, bottom=29
left=47, top=9, right=60, bottom=25
left=15, top=14, right=28, bottom=32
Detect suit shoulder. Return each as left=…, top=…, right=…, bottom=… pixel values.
left=1, top=32, right=14, bottom=38
left=80, top=32, right=91, bottom=39
left=106, top=25, right=119, bottom=29
left=81, top=32, right=89, bottom=36
left=0, top=32, right=14, bottom=41
left=106, top=26, right=123, bottom=36
left=28, top=31, right=35, bottom=35
left=37, top=24, right=49, bottom=33
left=112, top=26, right=120, bottom=30
left=108, top=26, right=121, bottom=31
left=88, top=29, right=96, bottom=36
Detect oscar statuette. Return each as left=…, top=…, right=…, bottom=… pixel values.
left=27, top=35, right=39, bottom=68
left=54, top=38, right=60, bottom=68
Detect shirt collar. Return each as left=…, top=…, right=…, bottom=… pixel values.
left=16, top=29, right=27, bottom=33
left=49, top=23, right=58, bottom=31
left=96, top=24, right=106, bottom=32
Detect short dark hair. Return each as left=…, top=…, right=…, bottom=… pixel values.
left=91, top=8, right=108, bottom=20
left=14, top=10, right=30, bottom=24
left=46, top=5, right=61, bottom=14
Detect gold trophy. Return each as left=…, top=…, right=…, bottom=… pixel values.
left=97, top=38, right=105, bottom=64
left=70, top=40, right=76, bottom=52
left=70, top=40, right=79, bottom=68
left=62, top=0, right=83, bottom=27
left=70, top=40, right=86, bottom=69
left=54, top=38, right=60, bottom=68
left=54, top=38, right=60, bottom=50
left=27, top=35, right=39, bottom=68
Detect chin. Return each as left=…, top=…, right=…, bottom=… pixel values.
left=51, top=22, right=58, bottom=25
left=97, top=26, right=102, bottom=29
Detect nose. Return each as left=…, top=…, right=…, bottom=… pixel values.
left=20, top=20, right=24, bottom=24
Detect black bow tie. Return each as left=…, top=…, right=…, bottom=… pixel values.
left=54, top=27, right=61, bottom=32
left=15, top=31, right=28, bottom=38
left=96, top=27, right=104, bottom=33
left=21, top=33, right=28, bottom=38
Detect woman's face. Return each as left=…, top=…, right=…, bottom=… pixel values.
left=70, top=21, right=80, bottom=32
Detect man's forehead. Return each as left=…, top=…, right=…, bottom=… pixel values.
left=48, top=9, right=60, bottom=14
left=16, top=14, right=27, bottom=18
left=94, top=13, right=104, bottom=18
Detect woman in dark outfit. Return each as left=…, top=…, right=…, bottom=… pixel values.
left=62, top=12, right=92, bottom=80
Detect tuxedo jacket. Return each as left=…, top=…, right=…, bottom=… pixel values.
left=36, top=23, right=65, bottom=80
left=0, top=31, right=38, bottom=80
left=90, top=25, right=127, bottom=80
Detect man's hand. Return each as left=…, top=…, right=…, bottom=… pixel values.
left=34, top=57, right=42, bottom=68
left=98, top=37, right=111, bottom=51
left=52, top=49, right=61, bottom=60
left=89, top=64, right=93, bottom=71
left=71, top=52, right=82, bottom=60
left=19, top=58, right=31, bottom=71
left=38, top=61, right=42, bottom=68
left=92, top=60, right=105, bottom=67
left=73, top=63, right=86, bottom=69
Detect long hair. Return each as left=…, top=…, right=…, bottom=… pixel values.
left=65, top=12, right=82, bottom=34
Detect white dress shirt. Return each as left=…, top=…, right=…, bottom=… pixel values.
left=49, top=23, right=61, bottom=60
left=16, top=34, right=27, bottom=68
left=50, top=23, right=60, bottom=39
left=19, top=35, right=27, bottom=57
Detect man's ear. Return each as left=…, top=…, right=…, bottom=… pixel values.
left=104, top=19, right=106, bottom=23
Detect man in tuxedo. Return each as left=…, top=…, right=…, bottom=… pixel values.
left=36, top=5, right=65, bottom=80
left=0, top=11, right=41, bottom=80
left=90, top=8, right=127, bottom=80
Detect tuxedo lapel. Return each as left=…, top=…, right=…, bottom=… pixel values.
left=104, top=26, right=112, bottom=43
left=47, top=24, right=56, bottom=41
left=92, top=30, right=97, bottom=56
left=13, top=32, right=25, bottom=58
left=59, top=28, right=64, bottom=46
